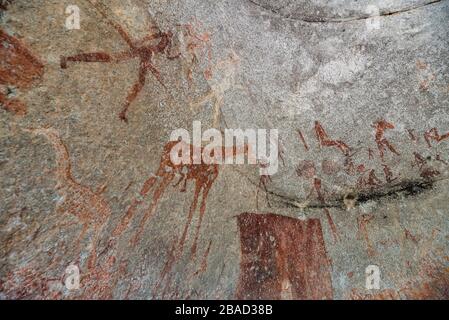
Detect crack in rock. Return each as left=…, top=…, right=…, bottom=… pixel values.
left=247, top=0, right=443, bottom=23
left=269, top=177, right=448, bottom=210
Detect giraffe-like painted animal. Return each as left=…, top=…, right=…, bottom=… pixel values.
left=27, top=127, right=111, bottom=269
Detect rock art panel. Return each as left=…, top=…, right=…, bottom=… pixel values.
left=0, top=28, right=44, bottom=115
left=236, top=213, right=333, bottom=300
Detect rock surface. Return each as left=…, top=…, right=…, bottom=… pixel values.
left=0, top=0, right=448, bottom=299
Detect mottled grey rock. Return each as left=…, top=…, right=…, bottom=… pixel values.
left=0, top=0, right=448, bottom=300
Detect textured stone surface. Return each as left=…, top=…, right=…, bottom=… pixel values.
left=0, top=0, right=448, bottom=299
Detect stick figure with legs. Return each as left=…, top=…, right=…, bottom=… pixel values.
left=60, top=0, right=180, bottom=122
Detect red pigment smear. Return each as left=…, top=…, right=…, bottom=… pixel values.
left=297, top=129, right=309, bottom=151
left=420, top=167, right=440, bottom=180
left=314, top=121, right=351, bottom=156
left=124, top=279, right=142, bottom=300
left=357, top=214, right=375, bottom=257
left=0, top=28, right=44, bottom=115
left=0, top=267, right=62, bottom=299
left=404, top=228, right=419, bottom=244
left=295, top=160, right=316, bottom=179
left=278, top=143, right=286, bottom=167
left=313, top=178, right=325, bottom=203
left=235, top=213, right=333, bottom=300
left=119, top=141, right=219, bottom=260
left=153, top=236, right=179, bottom=297
left=412, top=152, right=427, bottom=169
left=312, top=178, right=339, bottom=243
left=416, top=60, right=427, bottom=70
left=373, top=119, right=400, bottom=161
left=368, top=148, right=375, bottom=160
left=343, top=156, right=358, bottom=175
left=79, top=255, right=118, bottom=299
left=324, top=208, right=340, bottom=243
left=424, top=128, right=449, bottom=148
left=411, top=152, right=440, bottom=180
left=300, top=176, right=326, bottom=207
left=117, top=143, right=251, bottom=297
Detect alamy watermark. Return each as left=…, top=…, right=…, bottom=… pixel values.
left=169, top=121, right=279, bottom=176
left=64, top=264, right=80, bottom=290
left=46, top=264, right=80, bottom=293
left=65, top=5, right=80, bottom=30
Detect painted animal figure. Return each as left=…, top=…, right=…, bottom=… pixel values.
left=373, top=119, right=400, bottom=160
left=190, top=51, right=240, bottom=127
left=114, top=141, right=219, bottom=258
left=314, top=121, right=351, bottom=156
left=27, top=127, right=111, bottom=269
left=424, top=128, right=449, bottom=147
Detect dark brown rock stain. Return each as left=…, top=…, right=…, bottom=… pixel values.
left=235, top=213, right=333, bottom=300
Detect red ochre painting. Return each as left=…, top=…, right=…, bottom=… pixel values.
left=235, top=213, right=333, bottom=300
left=1, top=0, right=449, bottom=303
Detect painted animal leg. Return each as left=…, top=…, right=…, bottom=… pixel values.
left=119, top=64, right=147, bottom=122
left=152, top=236, right=178, bottom=298
left=173, top=172, right=188, bottom=192
left=190, top=177, right=215, bottom=258
left=130, top=173, right=175, bottom=246
left=177, top=182, right=201, bottom=258
left=382, top=139, right=400, bottom=156
left=112, top=175, right=158, bottom=237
